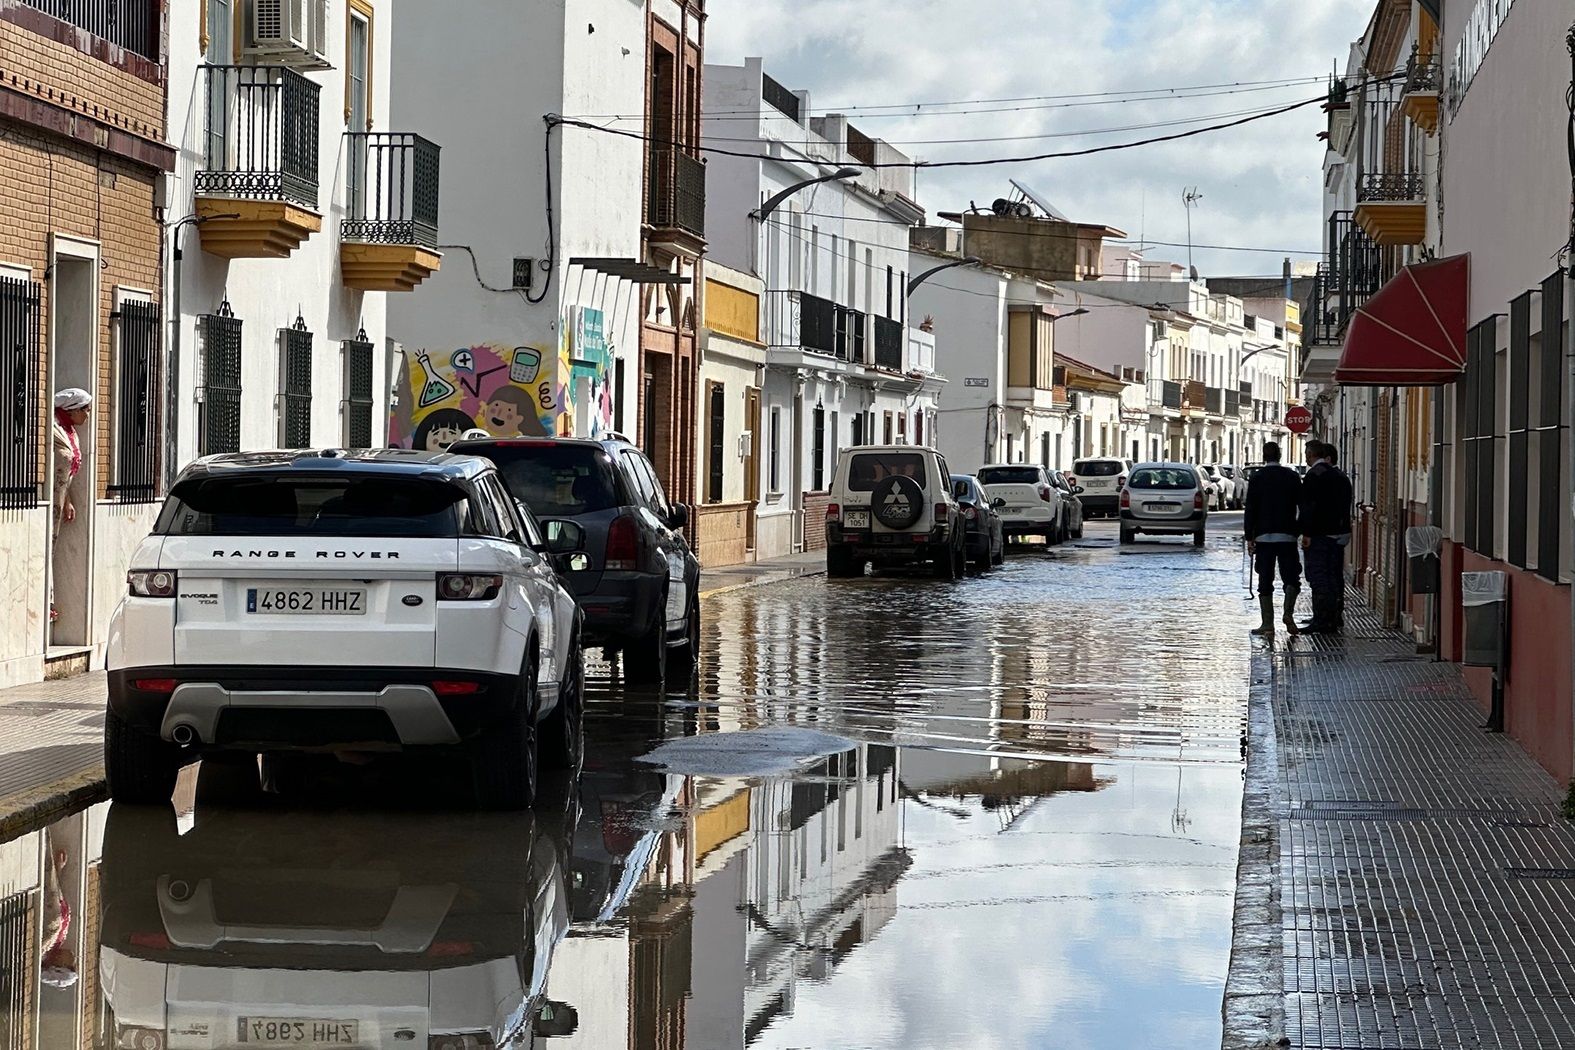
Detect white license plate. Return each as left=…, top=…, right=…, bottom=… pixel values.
left=237, top=1018, right=359, bottom=1045
left=1144, top=502, right=1178, bottom=512
left=999, top=507, right=1023, bottom=515
left=246, top=587, right=366, bottom=615
left=844, top=510, right=870, bottom=529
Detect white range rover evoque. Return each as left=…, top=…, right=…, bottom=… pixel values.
left=105, top=449, right=586, bottom=809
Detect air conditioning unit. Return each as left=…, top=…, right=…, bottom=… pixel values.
left=248, top=0, right=333, bottom=69
left=1070, top=392, right=1087, bottom=413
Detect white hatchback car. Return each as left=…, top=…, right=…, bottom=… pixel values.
left=977, top=464, right=1064, bottom=544
left=1118, top=462, right=1209, bottom=546
left=1070, top=457, right=1133, bottom=518
left=105, top=450, right=586, bottom=809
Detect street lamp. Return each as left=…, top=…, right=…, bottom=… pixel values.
left=1051, top=308, right=1089, bottom=322
left=751, top=167, right=862, bottom=222
left=907, top=256, right=982, bottom=295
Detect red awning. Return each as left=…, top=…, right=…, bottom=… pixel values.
left=1334, top=254, right=1469, bottom=386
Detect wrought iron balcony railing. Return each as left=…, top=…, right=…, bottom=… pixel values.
left=872, top=316, right=904, bottom=371
left=1357, top=172, right=1425, bottom=203
left=197, top=65, right=322, bottom=210
left=343, top=133, right=440, bottom=248
left=647, top=149, right=706, bottom=238
left=22, top=0, right=157, bottom=59
left=1404, top=49, right=1441, bottom=94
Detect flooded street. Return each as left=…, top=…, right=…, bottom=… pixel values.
left=5, top=518, right=1254, bottom=1050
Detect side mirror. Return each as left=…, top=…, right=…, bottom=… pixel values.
left=991, top=496, right=1007, bottom=509
left=534, top=1001, right=580, bottom=1038
left=666, top=504, right=689, bottom=531
left=542, top=519, right=586, bottom=554
left=1072, top=485, right=1085, bottom=495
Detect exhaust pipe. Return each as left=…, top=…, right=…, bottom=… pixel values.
left=170, top=724, right=197, bottom=747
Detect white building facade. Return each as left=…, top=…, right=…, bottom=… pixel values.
left=704, top=60, right=943, bottom=560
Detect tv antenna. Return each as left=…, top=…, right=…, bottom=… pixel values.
left=1182, top=187, right=1203, bottom=277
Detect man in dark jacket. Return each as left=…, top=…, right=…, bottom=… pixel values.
left=1244, top=441, right=1302, bottom=637
left=1299, top=441, right=1355, bottom=633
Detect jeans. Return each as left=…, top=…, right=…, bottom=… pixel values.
left=1304, top=536, right=1346, bottom=628
left=1254, top=542, right=1301, bottom=599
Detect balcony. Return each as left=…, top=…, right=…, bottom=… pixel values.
left=194, top=65, right=323, bottom=258
left=1355, top=172, right=1426, bottom=246
left=340, top=133, right=442, bottom=292
left=908, top=329, right=936, bottom=374
left=1161, top=381, right=1182, bottom=411
left=1183, top=380, right=1206, bottom=413
left=1205, top=387, right=1225, bottom=415
left=647, top=149, right=706, bottom=244
left=1400, top=49, right=1441, bottom=135
left=872, top=317, right=904, bottom=371
left=765, top=291, right=863, bottom=362
left=1309, top=213, right=1384, bottom=345
left=1224, top=389, right=1241, bottom=417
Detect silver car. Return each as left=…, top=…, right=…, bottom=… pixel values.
left=1118, top=462, right=1209, bottom=547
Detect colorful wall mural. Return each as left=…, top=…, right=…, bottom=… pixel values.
left=389, top=307, right=618, bottom=450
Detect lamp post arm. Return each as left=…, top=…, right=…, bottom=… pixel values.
left=907, top=257, right=981, bottom=296
left=753, top=168, right=863, bottom=222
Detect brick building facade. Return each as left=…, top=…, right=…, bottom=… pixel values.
left=0, top=0, right=173, bottom=686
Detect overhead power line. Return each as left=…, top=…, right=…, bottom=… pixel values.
left=551, top=93, right=1328, bottom=170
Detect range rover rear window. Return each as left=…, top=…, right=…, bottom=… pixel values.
left=156, top=476, right=465, bottom=537
left=1073, top=460, right=1122, bottom=476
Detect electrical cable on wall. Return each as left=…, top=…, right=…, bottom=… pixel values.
left=1564, top=21, right=1575, bottom=272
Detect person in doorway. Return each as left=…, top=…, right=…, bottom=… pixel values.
left=38, top=829, right=78, bottom=989
left=1299, top=441, right=1355, bottom=634
left=50, top=388, right=91, bottom=624
left=1243, top=441, right=1302, bottom=637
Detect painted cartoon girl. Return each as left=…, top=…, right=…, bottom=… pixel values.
left=413, top=408, right=479, bottom=452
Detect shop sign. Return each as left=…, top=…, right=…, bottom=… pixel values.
left=1447, top=0, right=1517, bottom=117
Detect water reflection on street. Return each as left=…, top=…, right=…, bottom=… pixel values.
left=2, top=519, right=1252, bottom=1049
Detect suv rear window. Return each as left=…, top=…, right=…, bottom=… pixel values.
left=846, top=452, right=925, bottom=492
left=484, top=446, right=623, bottom=516
left=1128, top=467, right=1197, bottom=490
left=1073, top=460, right=1122, bottom=476
left=157, top=476, right=465, bottom=537
left=978, top=466, right=1041, bottom=485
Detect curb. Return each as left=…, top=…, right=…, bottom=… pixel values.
left=0, top=765, right=107, bottom=847
left=1220, top=647, right=1286, bottom=1050
left=698, top=567, right=826, bottom=602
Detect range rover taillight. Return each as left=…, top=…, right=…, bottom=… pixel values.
left=128, top=570, right=177, bottom=598
left=436, top=574, right=503, bottom=601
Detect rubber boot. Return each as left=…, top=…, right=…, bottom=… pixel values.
left=1282, top=590, right=1301, bottom=635
left=1250, top=595, right=1275, bottom=637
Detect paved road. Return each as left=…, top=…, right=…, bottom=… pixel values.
left=10, top=515, right=1259, bottom=1050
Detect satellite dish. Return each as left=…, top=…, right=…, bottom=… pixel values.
left=1009, top=179, right=1071, bottom=222
left=991, top=198, right=1013, bottom=217
left=990, top=198, right=1034, bottom=219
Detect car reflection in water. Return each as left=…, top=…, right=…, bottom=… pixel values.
left=96, top=790, right=582, bottom=1050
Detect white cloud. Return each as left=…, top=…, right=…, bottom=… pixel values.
left=703, top=0, right=1373, bottom=277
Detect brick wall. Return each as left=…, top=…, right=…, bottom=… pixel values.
left=0, top=126, right=163, bottom=498
left=802, top=491, right=830, bottom=551
left=0, top=18, right=165, bottom=138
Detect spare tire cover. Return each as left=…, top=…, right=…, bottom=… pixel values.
left=871, top=474, right=925, bottom=530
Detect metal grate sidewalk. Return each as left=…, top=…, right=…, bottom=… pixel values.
left=1228, top=590, right=1575, bottom=1049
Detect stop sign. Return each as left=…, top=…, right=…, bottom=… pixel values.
left=1285, top=406, right=1313, bottom=434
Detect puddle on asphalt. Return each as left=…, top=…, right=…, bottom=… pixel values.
left=2, top=522, right=1251, bottom=1049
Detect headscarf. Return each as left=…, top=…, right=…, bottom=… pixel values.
left=53, top=388, right=91, bottom=411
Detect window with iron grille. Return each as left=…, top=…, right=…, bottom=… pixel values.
left=811, top=403, right=825, bottom=491
left=199, top=303, right=242, bottom=456
left=0, top=276, right=42, bottom=510
left=280, top=316, right=314, bottom=447
left=0, top=890, right=37, bottom=1050
left=109, top=297, right=161, bottom=503
left=341, top=331, right=374, bottom=449
left=1537, top=272, right=1567, bottom=581
left=1507, top=292, right=1532, bottom=568
left=1460, top=317, right=1499, bottom=556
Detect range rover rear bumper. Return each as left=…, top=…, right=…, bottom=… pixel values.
left=108, top=666, right=526, bottom=749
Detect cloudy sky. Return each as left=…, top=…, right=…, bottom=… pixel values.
left=704, top=0, right=1373, bottom=280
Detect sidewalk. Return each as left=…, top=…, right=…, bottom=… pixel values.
left=0, top=671, right=107, bottom=844
left=1225, top=595, right=1575, bottom=1050
left=698, top=549, right=826, bottom=599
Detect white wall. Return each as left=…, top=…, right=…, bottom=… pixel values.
left=167, top=0, right=392, bottom=463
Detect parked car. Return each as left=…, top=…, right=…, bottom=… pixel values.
left=1052, top=470, right=1085, bottom=539
left=825, top=445, right=967, bottom=579
left=1070, top=457, right=1133, bottom=518
left=1119, top=462, right=1209, bottom=547
left=978, top=463, right=1064, bottom=544
left=453, top=436, right=700, bottom=686
left=105, top=449, right=587, bottom=809
left=1217, top=464, right=1248, bottom=509
left=950, top=473, right=1006, bottom=570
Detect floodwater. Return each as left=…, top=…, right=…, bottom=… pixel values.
left=2, top=518, right=1255, bottom=1050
